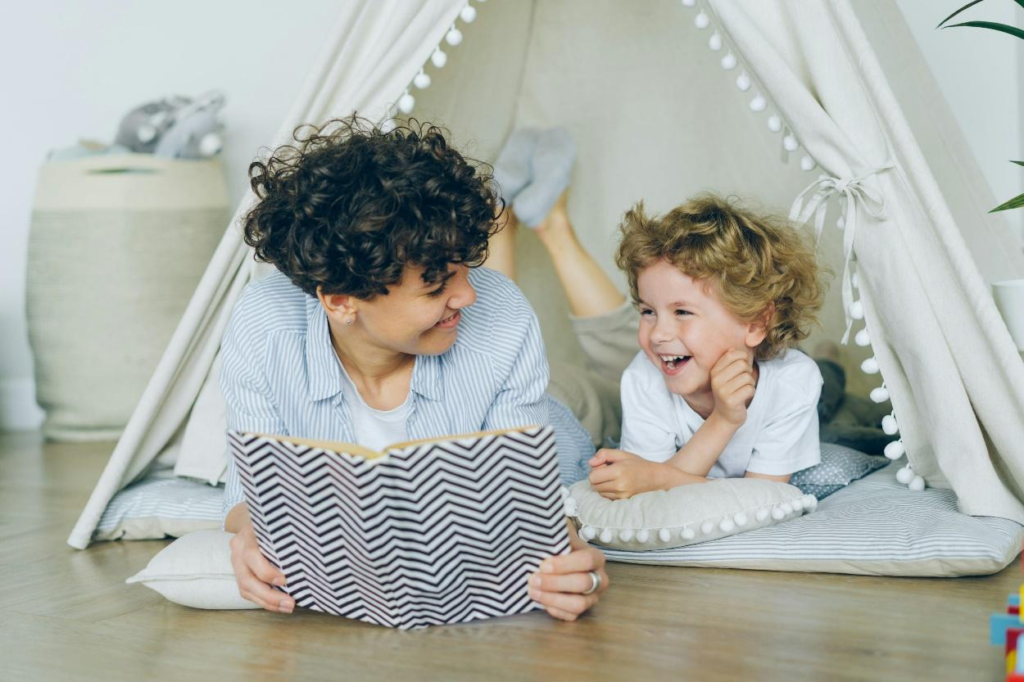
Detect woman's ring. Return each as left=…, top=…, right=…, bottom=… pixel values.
left=582, top=570, right=601, bottom=595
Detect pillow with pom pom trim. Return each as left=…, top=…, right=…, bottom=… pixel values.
left=565, top=478, right=815, bottom=551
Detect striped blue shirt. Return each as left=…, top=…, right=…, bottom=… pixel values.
left=220, top=266, right=594, bottom=516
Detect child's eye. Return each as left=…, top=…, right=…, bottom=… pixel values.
left=675, top=309, right=692, bottom=316
left=640, top=308, right=653, bottom=316
left=427, top=283, right=448, bottom=298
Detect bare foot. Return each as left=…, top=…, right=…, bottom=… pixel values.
left=533, top=191, right=577, bottom=250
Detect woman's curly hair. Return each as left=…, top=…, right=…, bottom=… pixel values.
left=615, top=194, right=826, bottom=361
left=243, top=117, right=501, bottom=298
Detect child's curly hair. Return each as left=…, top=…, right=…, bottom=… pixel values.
left=242, top=117, right=500, bottom=299
left=615, top=194, right=824, bottom=361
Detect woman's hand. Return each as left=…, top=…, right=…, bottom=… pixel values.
left=709, top=348, right=757, bottom=427
left=528, top=522, right=609, bottom=621
left=588, top=448, right=685, bottom=500
left=227, top=507, right=294, bottom=614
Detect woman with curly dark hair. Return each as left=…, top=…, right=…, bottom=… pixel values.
left=220, top=118, right=608, bottom=622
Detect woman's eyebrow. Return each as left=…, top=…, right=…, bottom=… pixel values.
left=423, top=271, right=457, bottom=289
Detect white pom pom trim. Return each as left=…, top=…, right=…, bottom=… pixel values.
left=861, top=357, right=879, bottom=375
left=767, top=115, right=782, bottom=133
left=800, top=155, right=816, bottom=172
left=599, top=529, right=613, bottom=544
left=749, top=94, right=767, bottom=112
left=445, top=27, right=463, bottom=46
left=414, top=71, right=432, bottom=90
left=849, top=300, right=864, bottom=320
left=884, top=440, right=905, bottom=460
left=721, top=52, right=737, bottom=70
left=896, top=465, right=915, bottom=485
left=756, top=508, right=769, bottom=522
left=695, top=11, right=710, bottom=29
left=719, top=518, right=735, bottom=533
left=460, top=5, right=477, bottom=22
left=736, top=73, right=751, bottom=91
left=734, top=512, right=748, bottom=527
left=855, top=329, right=871, bottom=347
left=783, top=135, right=799, bottom=152
left=771, top=507, right=785, bottom=521
left=909, top=475, right=926, bottom=492
left=700, top=521, right=715, bottom=535
left=682, top=527, right=696, bottom=540
left=581, top=526, right=597, bottom=541
left=870, top=386, right=890, bottom=404
left=881, top=414, right=899, bottom=435
left=431, top=49, right=448, bottom=68
left=636, top=529, right=650, bottom=544
left=619, top=529, right=634, bottom=542
left=708, top=32, right=723, bottom=51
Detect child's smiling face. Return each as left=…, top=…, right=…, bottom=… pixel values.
left=636, top=259, right=766, bottom=402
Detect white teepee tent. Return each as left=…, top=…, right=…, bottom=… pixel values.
left=69, top=0, right=1024, bottom=550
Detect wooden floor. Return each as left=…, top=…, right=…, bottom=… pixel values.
left=0, top=430, right=1015, bottom=682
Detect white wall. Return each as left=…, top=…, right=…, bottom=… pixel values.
left=1, top=0, right=341, bottom=430
left=895, top=0, right=1024, bottom=239
left=2, top=1, right=1023, bottom=430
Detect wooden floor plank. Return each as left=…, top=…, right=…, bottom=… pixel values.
left=0, top=430, right=1016, bottom=682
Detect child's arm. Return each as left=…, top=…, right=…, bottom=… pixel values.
left=664, top=349, right=756, bottom=477
left=745, top=472, right=792, bottom=483
left=589, top=448, right=707, bottom=499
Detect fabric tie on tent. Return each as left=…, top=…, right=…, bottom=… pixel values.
left=789, top=163, right=893, bottom=343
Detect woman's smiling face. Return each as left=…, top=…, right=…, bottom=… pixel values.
left=322, top=263, right=478, bottom=359
left=360, top=264, right=477, bottom=357
left=636, top=259, right=765, bottom=400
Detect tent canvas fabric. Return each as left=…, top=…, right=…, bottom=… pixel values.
left=69, top=0, right=1024, bottom=551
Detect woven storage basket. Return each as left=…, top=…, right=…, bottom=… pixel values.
left=27, top=154, right=228, bottom=441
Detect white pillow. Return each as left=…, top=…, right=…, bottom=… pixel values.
left=126, top=529, right=258, bottom=610
left=566, top=478, right=816, bottom=550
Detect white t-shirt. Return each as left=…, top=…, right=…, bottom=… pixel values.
left=618, top=348, right=823, bottom=478
left=338, top=366, right=411, bottom=451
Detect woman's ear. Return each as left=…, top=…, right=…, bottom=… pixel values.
left=317, top=286, right=358, bottom=325
left=745, top=302, right=775, bottom=348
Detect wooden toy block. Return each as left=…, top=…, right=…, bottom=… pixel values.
left=1009, top=629, right=1024, bottom=656
left=995, top=614, right=1024, bottom=645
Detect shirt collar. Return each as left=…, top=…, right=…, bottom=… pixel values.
left=305, top=295, right=444, bottom=403
left=305, top=296, right=345, bottom=402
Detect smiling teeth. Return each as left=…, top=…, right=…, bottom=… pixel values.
left=660, top=354, right=689, bottom=370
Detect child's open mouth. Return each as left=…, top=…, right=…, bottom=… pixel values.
left=659, top=354, right=691, bottom=376
left=435, top=310, right=460, bottom=329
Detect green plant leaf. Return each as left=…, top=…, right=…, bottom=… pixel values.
left=990, top=192, right=1024, bottom=212
left=937, top=0, right=987, bottom=28
left=942, top=20, right=1024, bottom=41
left=1011, top=160, right=1024, bottom=167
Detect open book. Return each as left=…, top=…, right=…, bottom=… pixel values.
left=229, top=424, right=570, bottom=630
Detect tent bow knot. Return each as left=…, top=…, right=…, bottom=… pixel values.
left=789, top=162, right=894, bottom=344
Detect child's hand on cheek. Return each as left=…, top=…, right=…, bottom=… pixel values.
left=588, top=449, right=681, bottom=500
left=709, top=348, right=757, bottom=427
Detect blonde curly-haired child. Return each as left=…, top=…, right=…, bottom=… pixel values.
left=588, top=194, right=826, bottom=500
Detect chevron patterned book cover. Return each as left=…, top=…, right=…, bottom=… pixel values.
left=228, top=424, right=570, bottom=629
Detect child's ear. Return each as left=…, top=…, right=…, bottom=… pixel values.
left=744, top=303, right=775, bottom=349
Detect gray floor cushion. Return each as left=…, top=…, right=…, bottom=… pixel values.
left=600, top=463, right=1022, bottom=576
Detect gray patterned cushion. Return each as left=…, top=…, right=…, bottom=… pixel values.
left=789, top=442, right=888, bottom=499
